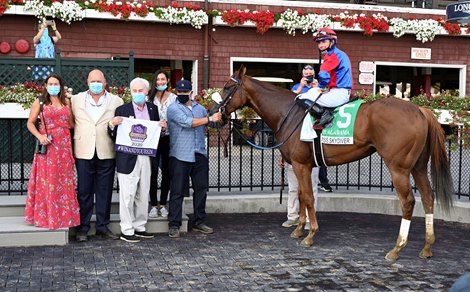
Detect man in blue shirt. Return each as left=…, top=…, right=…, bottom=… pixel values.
left=291, top=65, right=318, bottom=94
left=166, top=80, right=222, bottom=238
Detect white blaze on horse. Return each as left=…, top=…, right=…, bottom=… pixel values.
left=218, top=65, right=454, bottom=261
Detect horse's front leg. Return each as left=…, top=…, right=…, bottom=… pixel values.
left=300, top=167, right=320, bottom=247
left=290, top=193, right=306, bottom=239
left=299, top=183, right=319, bottom=247
left=290, top=163, right=318, bottom=247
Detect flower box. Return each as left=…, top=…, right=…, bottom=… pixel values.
left=212, top=16, right=281, bottom=29
left=84, top=9, right=116, bottom=20
left=0, top=103, right=31, bottom=119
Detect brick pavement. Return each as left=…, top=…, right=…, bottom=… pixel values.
left=0, top=212, right=469, bottom=291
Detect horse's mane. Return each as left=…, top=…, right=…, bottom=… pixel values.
left=244, top=75, right=296, bottom=99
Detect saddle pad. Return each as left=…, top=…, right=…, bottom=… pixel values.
left=321, top=99, right=364, bottom=145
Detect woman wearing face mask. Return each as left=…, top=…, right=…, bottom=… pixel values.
left=25, top=73, right=80, bottom=230
left=147, top=70, right=177, bottom=219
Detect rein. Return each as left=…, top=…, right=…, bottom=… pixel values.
left=220, top=76, right=308, bottom=151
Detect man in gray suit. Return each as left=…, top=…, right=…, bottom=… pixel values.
left=71, top=69, right=123, bottom=242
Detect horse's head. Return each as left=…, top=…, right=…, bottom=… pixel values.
left=219, top=65, right=248, bottom=118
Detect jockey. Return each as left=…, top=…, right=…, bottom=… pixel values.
left=313, top=28, right=353, bottom=108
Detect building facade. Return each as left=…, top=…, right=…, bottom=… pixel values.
left=0, top=0, right=469, bottom=97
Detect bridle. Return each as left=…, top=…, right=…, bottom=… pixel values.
left=219, top=76, right=242, bottom=116
left=218, top=75, right=309, bottom=150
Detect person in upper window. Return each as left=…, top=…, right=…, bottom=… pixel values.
left=33, top=18, right=62, bottom=79
left=33, top=18, right=61, bottom=58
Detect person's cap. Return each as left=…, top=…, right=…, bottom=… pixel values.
left=176, top=79, right=192, bottom=91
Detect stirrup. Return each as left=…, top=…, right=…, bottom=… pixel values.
left=316, top=110, right=334, bottom=126
left=295, top=98, right=324, bottom=118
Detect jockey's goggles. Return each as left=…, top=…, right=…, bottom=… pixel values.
left=312, top=29, right=337, bottom=43
left=312, top=30, right=336, bottom=37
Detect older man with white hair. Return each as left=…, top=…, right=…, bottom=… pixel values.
left=108, top=77, right=167, bottom=243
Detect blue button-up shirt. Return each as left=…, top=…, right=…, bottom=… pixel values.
left=167, top=101, right=213, bottom=162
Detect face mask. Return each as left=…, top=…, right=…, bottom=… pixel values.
left=47, top=85, right=60, bottom=96
left=177, top=94, right=190, bottom=104
left=89, top=82, right=103, bottom=95
left=156, top=85, right=167, bottom=91
left=132, top=93, right=146, bottom=105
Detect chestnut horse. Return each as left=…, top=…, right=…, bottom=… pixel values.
left=219, top=65, right=454, bottom=260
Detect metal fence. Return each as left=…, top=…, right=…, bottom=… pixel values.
left=0, top=51, right=134, bottom=92
left=0, top=118, right=469, bottom=200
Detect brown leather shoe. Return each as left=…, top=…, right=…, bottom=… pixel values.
left=76, top=231, right=88, bottom=242
left=193, top=224, right=214, bottom=234
left=96, top=228, right=119, bottom=240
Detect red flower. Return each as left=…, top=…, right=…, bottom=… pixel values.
left=442, top=22, right=461, bottom=36
left=222, top=10, right=275, bottom=34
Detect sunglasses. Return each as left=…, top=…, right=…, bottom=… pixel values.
left=303, top=65, right=314, bottom=70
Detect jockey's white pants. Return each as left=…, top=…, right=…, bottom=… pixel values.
left=286, top=163, right=319, bottom=222
left=299, top=88, right=351, bottom=107
left=315, top=88, right=351, bottom=108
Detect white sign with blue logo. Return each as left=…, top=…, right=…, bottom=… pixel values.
left=115, top=117, right=161, bottom=156
left=447, top=1, right=470, bottom=24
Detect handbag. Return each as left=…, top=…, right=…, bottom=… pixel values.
left=34, top=96, right=50, bottom=155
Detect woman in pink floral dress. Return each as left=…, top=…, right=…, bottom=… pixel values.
left=25, top=73, right=80, bottom=229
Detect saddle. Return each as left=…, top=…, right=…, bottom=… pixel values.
left=295, top=94, right=358, bottom=128
left=295, top=98, right=334, bottom=127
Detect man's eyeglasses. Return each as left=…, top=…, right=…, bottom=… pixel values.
left=303, top=65, right=314, bottom=70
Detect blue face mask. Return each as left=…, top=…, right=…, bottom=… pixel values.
left=132, top=93, right=146, bottom=105
left=47, top=85, right=60, bottom=96
left=89, top=82, right=103, bottom=95
left=156, top=85, right=167, bottom=91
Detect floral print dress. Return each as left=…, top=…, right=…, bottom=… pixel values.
left=25, top=105, right=80, bottom=229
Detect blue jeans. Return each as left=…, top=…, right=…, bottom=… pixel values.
left=168, top=154, right=209, bottom=228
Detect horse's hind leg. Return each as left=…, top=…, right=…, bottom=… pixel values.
left=412, top=164, right=435, bottom=259
left=385, top=169, right=415, bottom=261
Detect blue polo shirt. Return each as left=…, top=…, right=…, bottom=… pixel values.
left=167, top=100, right=212, bottom=163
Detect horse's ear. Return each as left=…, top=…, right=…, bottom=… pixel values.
left=237, top=64, right=246, bottom=77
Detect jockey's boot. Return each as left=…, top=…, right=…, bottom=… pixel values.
left=295, top=98, right=324, bottom=119
left=316, top=110, right=334, bottom=126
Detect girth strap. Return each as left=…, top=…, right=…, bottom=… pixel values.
left=313, top=129, right=327, bottom=167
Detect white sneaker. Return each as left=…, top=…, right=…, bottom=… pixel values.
left=149, top=207, right=159, bottom=218
left=281, top=218, right=299, bottom=228
left=160, top=207, right=169, bottom=218
left=304, top=222, right=310, bottom=230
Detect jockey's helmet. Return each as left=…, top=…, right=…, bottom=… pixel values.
left=312, top=28, right=337, bottom=44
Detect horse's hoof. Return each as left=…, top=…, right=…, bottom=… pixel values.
left=419, top=249, right=433, bottom=259
left=385, top=250, right=399, bottom=261
left=290, top=229, right=303, bottom=239
left=300, top=238, right=313, bottom=247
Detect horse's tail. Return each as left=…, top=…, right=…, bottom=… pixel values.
left=421, top=107, right=454, bottom=212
